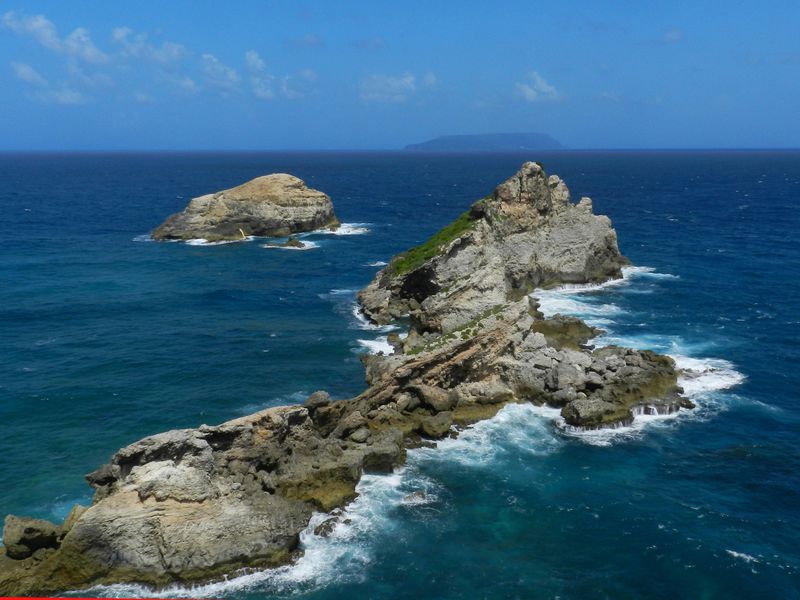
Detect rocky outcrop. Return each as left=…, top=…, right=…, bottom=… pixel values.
left=358, top=161, right=627, bottom=333
left=0, top=162, right=693, bottom=595
left=152, top=174, right=339, bottom=241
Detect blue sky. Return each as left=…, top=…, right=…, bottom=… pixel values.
left=1, top=0, right=798, bottom=150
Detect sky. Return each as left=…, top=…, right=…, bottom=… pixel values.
left=0, top=0, right=798, bottom=150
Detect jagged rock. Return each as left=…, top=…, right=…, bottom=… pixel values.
left=420, top=412, right=453, bottom=439
left=303, top=390, right=331, bottom=412
left=0, top=161, right=694, bottom=595
left=358, top=162, right=627, bottom=333
left=408, top=384, right=455, bottom=412
left=348, top=427, right=371, bottom=443
left=2, top=516, right=60, bottom=560
left=152, top=174, right=339, bottom=241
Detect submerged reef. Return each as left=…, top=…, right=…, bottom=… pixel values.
left=0, top=162, right=692, bottom=594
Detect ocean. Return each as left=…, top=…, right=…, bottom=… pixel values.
left=1, top=151, right=798, bottom=599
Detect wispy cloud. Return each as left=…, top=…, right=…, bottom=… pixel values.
left=111, top=27, right=187, bottom=63
left=3, top=11, right=320, bottom=106
left=360, top=72, right=417, bottom=103
left=2, top=11, right=108, bottom=64
left=245, top=50, right=275, bottom=99
left=133, top=91, right=155, bottom=104
left=11, top=61, right=47, bottom=86
left=516, top=71, right=561, bottom=102
left=281, top=69, right=317, bottom=100
left=201, top=53, right=240, bottom=90
left=10, top=61, right=85, bottom=104
left=39, top=87, right=85, bottom=105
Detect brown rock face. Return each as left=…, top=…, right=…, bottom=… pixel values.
left=152, top=174, right=339, bottom=241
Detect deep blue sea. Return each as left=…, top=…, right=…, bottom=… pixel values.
left=1, top=151, right=799, bottom=599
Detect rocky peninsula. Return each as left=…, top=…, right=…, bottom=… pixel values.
left=0, top=162, right=693, bottom=595
left=152, top=173, right=339, bottom=242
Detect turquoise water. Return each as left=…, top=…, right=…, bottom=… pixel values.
left=1, top=152, right=799, bottom=598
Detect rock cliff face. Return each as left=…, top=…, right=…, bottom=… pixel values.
left=152, top=174, right=339, bottom=241
left=0, top=162, right=693, bottom=595
left=358, top=161, right=627, bottom=333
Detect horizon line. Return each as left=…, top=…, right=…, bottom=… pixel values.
left=0, top=147, right=799, bottom=154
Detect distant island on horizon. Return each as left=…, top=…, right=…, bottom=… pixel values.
left=404, top=132, right=563, bottom=152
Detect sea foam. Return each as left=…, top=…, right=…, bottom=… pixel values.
left=314, top=223, right=370, bottom=236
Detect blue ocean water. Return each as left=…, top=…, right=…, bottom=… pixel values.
left=1, top=151, right=799, bottom=599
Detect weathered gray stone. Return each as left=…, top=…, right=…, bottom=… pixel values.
left=152, top=174, right=339, bottom=241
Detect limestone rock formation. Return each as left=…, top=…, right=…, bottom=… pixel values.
left=358, top=161, right=628, bottom=333
left=0, top=161, right=694, bottom=595
left=152, top=174, right=339, bottom=241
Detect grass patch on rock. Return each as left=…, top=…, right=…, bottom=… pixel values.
left=389, top=210, right=475, bottom=276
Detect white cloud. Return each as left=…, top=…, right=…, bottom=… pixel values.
left=245, top=50, right=274, bottom=99
left=9, top=60, right=86, bottom=105
left=2, top=11, right=108, bottom=63
left=111, top=27, right=186, bottom=63
left=245, top=50, right=266, bottom=72
left=422, top=72, right=438, bottom=87
left=662, top=28, right=684, bottom=43
left=360, top=73, right=417, bottom=103
left=40, top=87, right=85, bottom=105
left=67, top=63, right=113, bottom=88
left=11, top=62, right=47, bottom=86
left=201, top=53, right=239, bottom=89
left=279, top=71, right=317, bottom=100
left=516, top=71, right=561, bottom=102
left=244, top=51, right=314, bottom=100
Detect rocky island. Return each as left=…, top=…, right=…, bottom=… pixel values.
left=0, top=162, right=693, bottom=595
left=151, top=173, right=339, bottom=242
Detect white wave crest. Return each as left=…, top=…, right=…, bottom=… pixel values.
left=262, top=240, right=319, bottom=251
left=356, top=337, right=394, bottom=355
left=726, top=549, right=760, bottom=563
left=415, top=403, right=562, bottom=466
left=185, top=238, right=242, bottom=246
left=365, top=260, right=388, bottom=267
left=89, top=470, right=425, bottom=598
left=351, top=303, right=398, bottom=333
left=674, top=355, right=746, bottom=397
left=316, top=223, right=370, bottom=235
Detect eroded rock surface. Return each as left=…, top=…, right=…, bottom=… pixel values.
left=152, top=174, right=339, bottom=241
left=358, top=161, right=627, bottom=333
left=0, top=162, right=692, bottom=595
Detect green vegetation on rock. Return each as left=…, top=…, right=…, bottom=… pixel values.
left=389, top=210, right=476, bottom=276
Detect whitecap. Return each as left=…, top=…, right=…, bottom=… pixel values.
left=356, top=336, right=394, bottom=355
left=132, top=234, right=154, bottom=242
left=261, top=240, right=319, bottom=251
left=415, top=403, right=562, bottom=466
left=315, top=223, right=370, bottom=235
left=365, top=260, right=388, bottom=267
left=89, top=471, right=416, bottom=598
left=185, top=238, right=241, bottom=246
left=726, top=549, right=760, bottom=563
left=673, top=355, right=746, bottom=397
left=350, top=303, right=399, bottom=333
